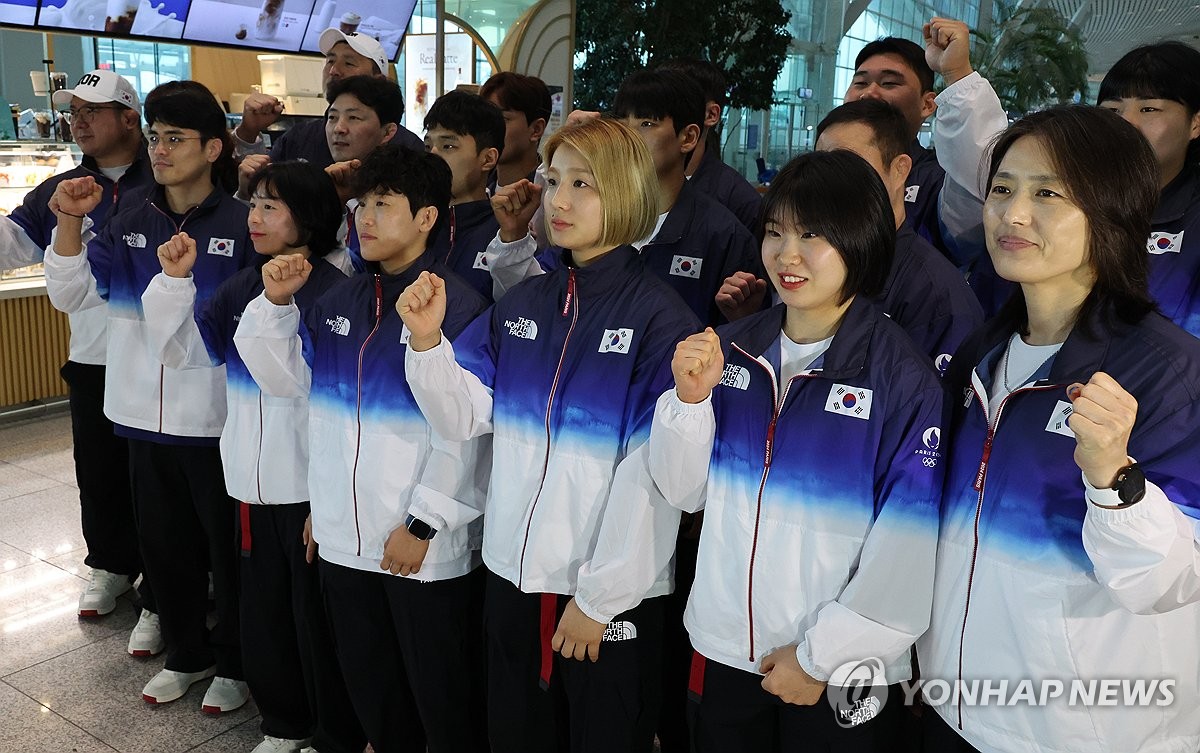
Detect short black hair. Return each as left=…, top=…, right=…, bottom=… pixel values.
left=986, top=105, right=1158, bottom=330
left=613, top=69, right=706, bottom=135
left=351, top=144, right=453, bottom=239
left=816, top=99, right=911, bottom=165
left=854, top=37, right=935, bottom=93
left=423, top=90, right=506, bottom=155
left=325, top=75, right=404, bottom=126
left=657, top=58, right=728, bottom=109
left=246, top=161, right=343, bottom=258
left=479, top=72, right=552, bottom=125
left=143, top=81, right=236, bottom=193
left=761, top=150, right=895, bottom=303
left=1098, top=42, right=1200, bottom=164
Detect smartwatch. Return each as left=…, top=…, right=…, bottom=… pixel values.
left=404, top=514, right=437, bottom=541
left=1093, top=463, right=1146, bottom=509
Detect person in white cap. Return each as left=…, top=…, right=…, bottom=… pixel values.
left=234, top=28, right=423, bottom=168
left=0, top=68, right=165, bottom=657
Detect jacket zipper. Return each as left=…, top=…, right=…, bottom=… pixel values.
left=518, top=268, right=578, bottom=588
left=955, top=381, right=1060, bottom=728
left=147, top=202, right=200, bottom=433
left=735, top=344, right=807, bottom=662
left=350, top=275, right=384, bottom=556
left=255, top=393, right=264, bottom=504
left=444, top=207, right=457, bottom=265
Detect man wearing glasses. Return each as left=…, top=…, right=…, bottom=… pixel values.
left=0, top=69, right=161, bottom=656
left=43, top=80, right=255, bottom=713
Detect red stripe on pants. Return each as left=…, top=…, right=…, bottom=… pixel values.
left=688, top=650, right=707, bottom=702
left=239, top=502, right=252, bottom=556
left=539, top=593, right=557, bottom=689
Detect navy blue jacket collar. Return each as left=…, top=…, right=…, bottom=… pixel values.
left=79, top=144, right=152, bottom=186
left=722, top=295, right=878, bottom=380
left=645, top=178, right=698, bottom=246
left=549, top=243, right=642, bottom=291
left=449, top=198, right=496, bottom=230
left=948, top=302, right=1134, bottom=391
left=1154, top=164, right=1200, bottom=225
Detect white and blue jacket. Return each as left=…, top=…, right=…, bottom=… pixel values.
left=141, top=259, right=347, bottom=503
left=648, top=297, right=944, bottom=680
left=918, top=305, right=1200, bottom=753
left=234, top=252, right=490, bottom=579
left=406, top=244, right=701, bottom=622
left=43, top=183, right=255, bottom=440
left=1, top=149, right=153, bottom=364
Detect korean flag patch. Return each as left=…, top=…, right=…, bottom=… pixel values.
left=1045, top=400, right=1076, bottom=437
left=904, top=185, right=920, bottom=203
left=1147, top=231, right=1183, bottom=255
left=598, top=328, right=634, bottom=354
left=826, top=383, right=873, bottom=420
left=207, top=237, right=235, bottom=257
left=670, top=255, right=703, bottom=279
left=473, top=251, right=490, bottom=270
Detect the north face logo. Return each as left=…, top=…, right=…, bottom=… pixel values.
left=602, top=621, right=638, bottom=642
left=504, top=317, right=538, bottom=340
left=326, top=316, right=350, bottom=336
left=123, top=232, right=146, bottom=248
left=719, top=364, right=750, bottom=390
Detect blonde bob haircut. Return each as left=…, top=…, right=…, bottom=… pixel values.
left=543, top=118, right=661, bottom=249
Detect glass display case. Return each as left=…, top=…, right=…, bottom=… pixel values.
left=0, top=140, right=81, bottom=285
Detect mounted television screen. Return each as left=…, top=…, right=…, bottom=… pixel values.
left=36, top=0, right=189, bottom=38
left=297, top=0, right=415, bottom=60
left=0, top=0, right=37, bottom=25
left=5, top=0, right=415, bottom=60
left=182, top=0, right=316, bottom=51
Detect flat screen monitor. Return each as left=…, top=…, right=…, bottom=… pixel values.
left=36, top=0, right=190, bottom=38
left=0, top=0, right=38, bottom=25
left=297, top=0, right=415, bottom=59
left=8, top=0, right=417, bottom=60
left=183, top=0, right=315, bottom=52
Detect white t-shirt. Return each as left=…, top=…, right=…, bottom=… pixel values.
left=633, top=212, right=669, bottom=251
left=98, top=163, right=131, bottom=182
left=988, top=332, right=1063, bottom=420
left=778, top=333, right=833, bottom=392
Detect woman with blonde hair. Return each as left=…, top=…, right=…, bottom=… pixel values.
left=399, top=118, right=701, bottom=753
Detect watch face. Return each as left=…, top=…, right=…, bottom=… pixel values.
left=1116, top=465, right=1146, bottom=505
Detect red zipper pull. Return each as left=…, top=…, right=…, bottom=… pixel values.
left=446, top=207, right=456, bottom=264
left=764, top=419, right=776, bottom=466
left=374, top=275, right=383, bottom=321
left=562, top=269, right=575, bottom=317
left=973, top=430, right=994, bottom=491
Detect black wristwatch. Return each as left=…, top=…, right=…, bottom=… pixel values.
left=405, top=514, right=438, bottom=541
left=1094, top=463, right=1146, bottom=509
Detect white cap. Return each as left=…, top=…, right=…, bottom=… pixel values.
left=319, top=28, right=390, bottom=76
left=52, top=69, right=140, bottom=114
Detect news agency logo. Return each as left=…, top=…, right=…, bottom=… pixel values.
left=827, top=657, right=889, bottom=729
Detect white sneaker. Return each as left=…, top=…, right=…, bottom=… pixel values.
left=201, top=676, right=250, bottom=714
left=127, top=609, right=165, bottom=657
left=251, top=736, right=311, bottom=753
left=78, top=569, right=132, bottom=617
left=142, top=666, right=216, bottom=704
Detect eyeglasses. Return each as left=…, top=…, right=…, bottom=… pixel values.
left=63, top=104, right=121, bottom=124
left=144, top=133, right=203, bottom=151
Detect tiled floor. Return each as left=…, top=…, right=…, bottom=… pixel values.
left=0, top=411, right=263, bottom=752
